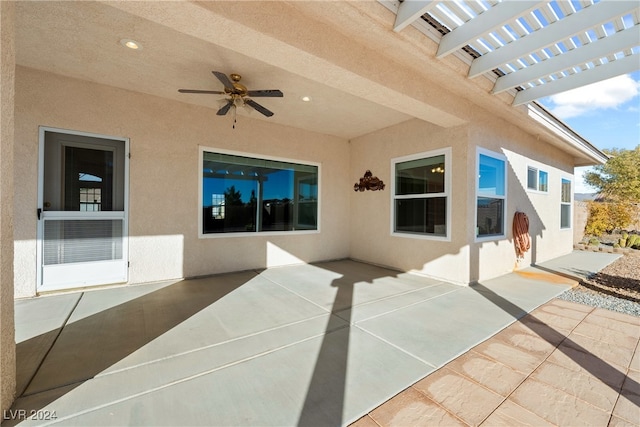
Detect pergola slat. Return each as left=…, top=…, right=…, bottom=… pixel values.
left=437, top=1, right=543, bottom=58
left=513, top=53, right=640, bottom=105
left=468, top=0, right=637, bottom=78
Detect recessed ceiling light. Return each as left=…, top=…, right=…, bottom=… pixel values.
left=301, top=96, right=312, bottom=102
left=120, top=39, right=142, bottom=50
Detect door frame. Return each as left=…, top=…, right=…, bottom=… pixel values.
left=36, top=126, right=130, bottom=292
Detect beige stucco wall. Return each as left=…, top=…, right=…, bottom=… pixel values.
left=13, top=66, right=579, bottom=297
left=467, top=113, right=575, bottom=282
left=1, top=0, right=16, bottom=412
left=349, top=119, right=471, bottom=285
left=349, top=110, right=576, bottom=284
left=14, top=67, right=350, bottom=297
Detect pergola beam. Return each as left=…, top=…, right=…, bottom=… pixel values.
left=468, top=0, right=637, bottom=78
left=436, top=1, right=543, bottom=59
left=494, top=25, right=640, bottom=94
left=393, top=0, right=437, bottom=32
left=513, top=53, right=640, bottom=106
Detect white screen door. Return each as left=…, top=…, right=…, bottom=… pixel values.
left=37, top=128, right=129, bottom=291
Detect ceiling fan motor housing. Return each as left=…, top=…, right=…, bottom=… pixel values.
left=227, top=74, right=248, bottom=96
left=178, top=71, right=281, bottom=118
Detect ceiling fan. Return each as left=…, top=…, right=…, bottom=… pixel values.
left=178, top=71, right=283, bottom=118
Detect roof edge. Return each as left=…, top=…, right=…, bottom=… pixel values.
left=527, top=101, right=609, bottom=166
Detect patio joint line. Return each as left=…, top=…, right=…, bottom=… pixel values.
left=258, top=274, right=334, bottom=314
left=406, top=384, right=473, bottom=427
left=353, top=324, right=438, bottom=370
left=475, top=304, right=597, bottom=426
left=346, top=287, right=463, bottom=325
left=93, top=312, right=345, bottom=378
left=30, top=328, right=347, bottom=427
left=258, top=265, right=459, bottom=319
left=608, top=348, right=639, bottom=426
left=332, top=282, right=458, bottom=320
left=20, top=292, right=85, bottom=398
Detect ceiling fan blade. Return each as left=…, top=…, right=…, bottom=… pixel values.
left=246, top=89, right=283, bottom=98
left=212, top=71, right=234, bottom=90
left=217, top=100, right=234, bottom=116
left=245, top=99, right=274, bottom=117
left=178, top=89, right=225, bottom=94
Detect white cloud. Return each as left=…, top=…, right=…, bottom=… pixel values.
left=546, top=75, right=640, bottom=119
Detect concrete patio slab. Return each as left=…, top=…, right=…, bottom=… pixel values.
left=24, top=273, right=327, bottom=393
left=355, top=278, right=555, bottom=367
left=535, top=250, right=621, bottom=280
left=260, top=261, right=445, bottom=312
left=335, top=282, right=458, bottom=323
left=14, top=293, right=81, bottom=397
left=10, top=252, right=633, bottom=427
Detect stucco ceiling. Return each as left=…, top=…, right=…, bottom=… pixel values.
left=15, top=1, right=414, bottom=139
left=14, top=1, right=638, bottom=149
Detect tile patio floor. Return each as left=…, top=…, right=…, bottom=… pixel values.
left=352, top=299, right=640, bottom=427
left=8, top=251, right=636, bottom=426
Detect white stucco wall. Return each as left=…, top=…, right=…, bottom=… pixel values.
left=14, top=67, right=350, bottom=297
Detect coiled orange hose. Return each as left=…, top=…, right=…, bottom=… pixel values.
left=513, top=211, right=531, bottom=260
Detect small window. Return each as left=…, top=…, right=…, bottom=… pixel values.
left=527, top=167, right=537, bottom=190
left=527, top=166, right=548, bottom=192
left=477, top=150, right=506, bottom=239
left=539, top=171, right=548, bottom=192
left=561, top=178, right=571, bottom=229
left=392, top=148, right=450, bottom=239
left=201, top=150, right=319, bottom=235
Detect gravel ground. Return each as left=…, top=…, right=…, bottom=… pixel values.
left=557, top=251, right=640, bottom=317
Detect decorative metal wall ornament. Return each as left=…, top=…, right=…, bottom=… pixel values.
left=354, top=170, right=385, bottom=192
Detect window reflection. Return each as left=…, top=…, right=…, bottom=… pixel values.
left=202, top=152, right=318, bottom=234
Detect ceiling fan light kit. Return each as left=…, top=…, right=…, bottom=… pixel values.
left=178, top=71, right=283, bottom=128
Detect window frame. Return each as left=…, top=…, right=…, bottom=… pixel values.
left=390, top=147, right=452, bottom=241
left=198, top=147, right=321, bottom=238
left=526, top=165, right=549, bottom=193
left=475, top=147, right=507, bottom=242
left=560, top=176, right=572, bottom=230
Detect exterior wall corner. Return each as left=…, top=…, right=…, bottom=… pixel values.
left=1, top=0, right=17, bottom=413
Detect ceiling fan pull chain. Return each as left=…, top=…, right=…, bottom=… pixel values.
left=232, top=104, right=237, bottom=129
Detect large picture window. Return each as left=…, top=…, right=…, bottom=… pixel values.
left=201, top=150, right=318, bottom=235
left=561, top=178, right=572, bottom=229
left=476, top=149, right=506, bottom=239
left=392, top=148, right=450, bottom=239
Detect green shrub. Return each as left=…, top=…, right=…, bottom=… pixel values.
left=626, top=234, right=639, bottom=248
left=619, top=237, right=627, bottom=247
left=613, top=243, right=621, bottom=248
left=589, top=237, right=600, bottom=246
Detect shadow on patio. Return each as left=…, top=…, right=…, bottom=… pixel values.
left=9, top=256, right=637, bottom=426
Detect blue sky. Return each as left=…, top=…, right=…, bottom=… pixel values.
left=537, top=71, right=640, bottom=193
